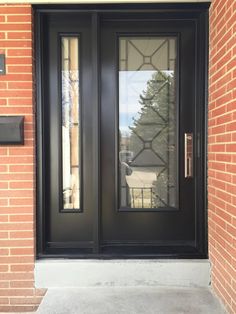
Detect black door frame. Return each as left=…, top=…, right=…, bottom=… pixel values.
left=35, top=3, right=209, bottom=259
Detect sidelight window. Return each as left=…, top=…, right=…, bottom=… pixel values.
left=61, top=36, right=80, bottom=211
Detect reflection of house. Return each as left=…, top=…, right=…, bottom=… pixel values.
left=120, top=135, right=130, bottom=151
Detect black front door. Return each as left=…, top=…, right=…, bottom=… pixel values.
left=37, top=6, right=208, bottom=257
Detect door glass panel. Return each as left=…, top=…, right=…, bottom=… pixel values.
left=61, top=37, right=80, bottom=211
left=119, top=37, right=178, bottom=210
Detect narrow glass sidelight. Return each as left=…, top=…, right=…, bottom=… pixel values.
left=61, top=37, right=80, bottom=211
left=119, top=36, right=178, bottom=210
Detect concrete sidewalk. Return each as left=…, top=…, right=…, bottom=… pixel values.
left=36, top=286, right=226, bottom=314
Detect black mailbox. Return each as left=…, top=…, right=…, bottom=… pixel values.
left=0, top=116, right=24, bottom=145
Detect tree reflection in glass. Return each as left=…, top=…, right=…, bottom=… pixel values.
left=61, top=37, right=80, bottom=211
left=119, top=37, right=178, bottom=209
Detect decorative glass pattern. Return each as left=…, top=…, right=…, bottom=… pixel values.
left=119, top=37, right=178, bottom=209
left=61, top=37, right=80, bottom=211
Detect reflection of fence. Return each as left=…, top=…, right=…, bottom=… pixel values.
left=130, top=187, right=153, bottom=208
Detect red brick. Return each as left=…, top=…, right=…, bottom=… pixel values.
left=8, top=147, right=34, bottom=155
left=0, top=223, right=33, bottom=231
left=9, top=215, right=33, bottom=223
left=0, top=190, right=33, bottom=198
left=0, top=99, right=7, bottom=105
left=10, top=297, right=43, bottom=305
left=0, top=289, right=34, bottom=297
left=0, top=174, right=33, bottom=181
left=0, top=249, right=9, bottom=256
left=0, top=239, right=33, bottom=248
left=9, top=165, right=33, bottom=172
left=0, top=207, right=33, bottom=215
left=0, top=306, right=38, bottom=312
left=0, top=40, right=32, bottom=48
left=215, top=153, right=231, bottom=162
left=9, top=182, right=33, bottom=189
left=8, top=82, right=33, bottom=90
left=226, top=183, right=236, bottom=194
left=10, top=248, right=34, bottom=256
left=0, top=256, right=33, bottom=264
left=0, top=81, right=7, bottom=89
left=7, top=49, right=32, bottom=57
left=215, top=206, right=233, bottom=223
left=10, top=231, right=33, bottom=239
left=0, top=156, right=33, bottom=164
left=0, top=282, right=9, bottom=288
left=0, top=216, right=8, bottom=223
left=0, top=199, right=8, bottom=206
left=8, top=65, right=33, bottom=73
left=6, top=57, right=32, bottom=65
left=10, top=264, right=34, bottom=272
left=0, top=265, right=8, bottom=272
left=8, top=98, right=33, bottom=105
left=10, top=281, right=34, bottom=288
left=0, top=182, right=8, bottom=189
left=0, top=298, right=9, bottom=305
left=7, top=15, right=32, bottom=23
left=0, top=90, right=33, bottom=98
left=2, top=73, right=32, bottom=82
left=215, top=172, right=231, bottom=183
left=0, top=7, right=31, bottom=14
left=0, top=24, right=31, bottom=31
left=0, top=232, right=8, bottom=239
left=226, top=144, right=236, bottom=153
left=226, top=203, right=236, bottom=216
left=226, top=121, right=236, bottom=132
left=216, top=133, right=231, bottom=143
left=211, top=124, right=226, bottom=135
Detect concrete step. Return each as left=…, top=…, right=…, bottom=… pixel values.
left=36, top=287, right=226, bottom=314
left=35, top=259, right=211, bottom=288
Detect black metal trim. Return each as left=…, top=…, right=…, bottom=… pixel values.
left=91, top=13, right=101, bottom=254
left=35, top=11, right=46, bottom=255
left=38, top=243, right=207, bottom=260
left=34, top=3, right=211, bottom=13
left=196, top=9, right=209, bottom=257
left=47, top=241, right=94, bottom=249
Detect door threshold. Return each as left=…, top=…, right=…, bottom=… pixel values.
left=35, top=259, right=211, bottom=288
left=40, top=242, right=207, bottom=259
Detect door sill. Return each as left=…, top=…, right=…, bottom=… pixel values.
left=35, top=259, right=211, bottom=288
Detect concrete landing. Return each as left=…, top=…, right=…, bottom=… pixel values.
left=36, top=287, right=226, bottom=314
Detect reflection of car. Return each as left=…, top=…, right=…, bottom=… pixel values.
left=121, top=161, right=132, bottom=176
left=119, top=150, right=133, bottom=163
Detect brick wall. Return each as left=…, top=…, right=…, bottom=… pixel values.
left=209, top=0, right=236, bottom=313
left=0, top=4, right=45, bottom=312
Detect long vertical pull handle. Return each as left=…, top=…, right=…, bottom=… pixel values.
left=184, top=133, right=193, bottom=178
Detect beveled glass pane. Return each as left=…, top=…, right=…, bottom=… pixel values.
left=61, top=37, right=80, bottom=211
left=119, top=37, right=178, bottom=209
